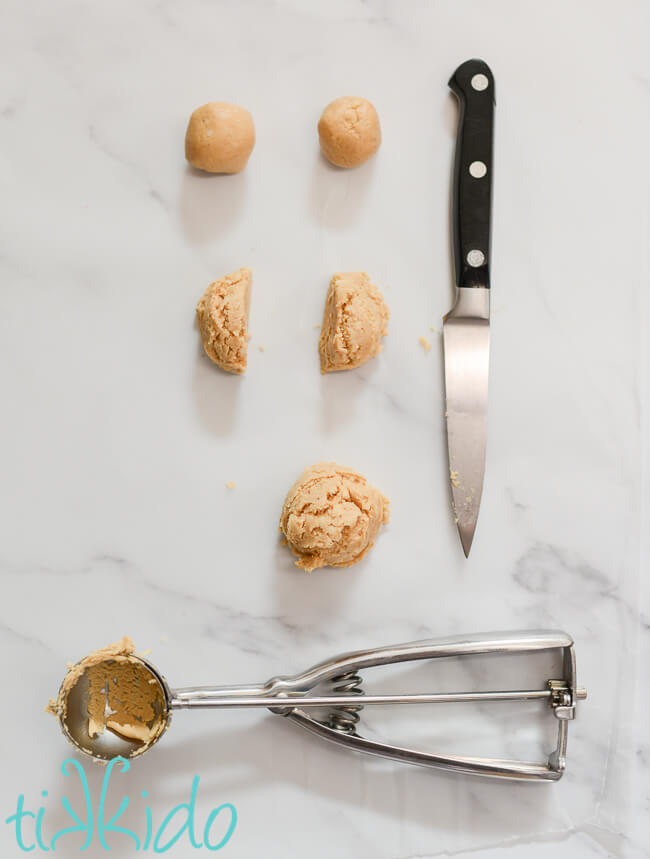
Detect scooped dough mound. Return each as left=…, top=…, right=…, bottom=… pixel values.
left=196, top=268, right=252, bottom=374
left=280, top=462, right=389, bottom=572
left=185, top=102, right=255, bottom=174
left=318, top=97, right=381, bottom=168
left=319, top=272, right=389, bottom=373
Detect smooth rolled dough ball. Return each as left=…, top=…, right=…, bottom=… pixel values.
left=319, top=271, right=389, bottom=373
left=317, top=96, right=381, bottom=168
left=196, top=268, right=252, bottom=374
left=280, top=462, right=389, bottom=572
left=185, top=102, right=255, bottom=174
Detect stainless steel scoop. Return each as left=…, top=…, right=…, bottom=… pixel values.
left=57, top=630, right=586, bottom=781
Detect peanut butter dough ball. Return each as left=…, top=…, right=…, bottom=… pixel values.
left=185, top=102, right=255, bottom=174
left=280, top=462, right=389, bottom=572
left=196, top=268, right=252, bottom=374
left=317, top=97, right=381, bottom=168
left=319, top=272, right=389, bottom=373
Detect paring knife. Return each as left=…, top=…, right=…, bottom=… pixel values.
left=443, top=59, right=494, bottom=557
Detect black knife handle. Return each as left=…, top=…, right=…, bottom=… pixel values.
left=449, top=59, right=495, bottom=289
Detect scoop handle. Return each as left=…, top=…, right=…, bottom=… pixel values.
left=170, top=631, right=574, bottom=707
left=170, top=689, right=551, bottom=709
left=448, top=58, right=495, bottom=290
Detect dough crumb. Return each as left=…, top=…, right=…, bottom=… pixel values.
left=319, top=272, right=389, bottom=373
left=225, top=481, right=236, bottom=489
left=196, top=268, right=252, bottom=374
left=318, top=97, right=381, bottom=168
left=258, top=345, right=265, bottom=352
left=419, top=336, right=432, bottom=352
left=280, top=462, right=389, bottom=572
left=450, top=469, right=460, bottom=488
left=185, top=102, right=255, bottom=174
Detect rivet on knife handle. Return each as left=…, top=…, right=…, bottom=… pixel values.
left=443, top=59, right=494, bottom=557
left=448, top=58, right=495, bottom=290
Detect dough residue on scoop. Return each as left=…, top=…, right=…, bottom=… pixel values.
left=47, top=636, right=167, bottom=755
left=280, top=462, right=389, bottom=572
left=319, top=272, right=389, bottom=373
left=196, top=268, right=252, bottom=374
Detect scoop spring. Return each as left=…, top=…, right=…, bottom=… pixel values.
left=327, top=672, right=364, bottom=734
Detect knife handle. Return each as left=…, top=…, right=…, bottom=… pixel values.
left=449, top=59, right=495, bottom=290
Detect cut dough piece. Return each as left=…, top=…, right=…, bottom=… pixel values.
left=319, top=272, right=389, bottom=373
left=196, top=268, right=252, bottom=374
left=280, top=462, right=389, bottom=572
left=318, top=97, right=381, bottom=168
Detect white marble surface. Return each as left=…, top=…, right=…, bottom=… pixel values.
left=1, top=0, right=648, bottom=856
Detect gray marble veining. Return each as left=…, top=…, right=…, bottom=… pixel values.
left=0, top=0, right=648, bottom=856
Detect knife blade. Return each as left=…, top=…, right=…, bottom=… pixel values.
left=443, top=59, right=495, bottom=557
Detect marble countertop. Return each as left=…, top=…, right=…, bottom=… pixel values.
left=1, top=0, right=648, bottom=856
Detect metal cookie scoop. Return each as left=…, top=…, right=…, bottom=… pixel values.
left=57, top=630, right=586, bottom=781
